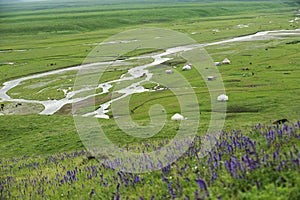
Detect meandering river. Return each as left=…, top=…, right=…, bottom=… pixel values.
left=0, top=29, right=299, bottom=118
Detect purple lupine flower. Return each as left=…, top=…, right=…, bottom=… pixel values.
left=134, top=176, right=140, bottom=183
left=89, top=189, right=95, bottom=198
left=291, top=159, right=299, bottom=167
left=273, top=150, right=280, bottom=161
left=184, top=177, right=191, bottom=182
left=184, top=195, right=190, bottom=200
left=195, top=178, right=208, bottom=193
left=162, top=176, right=168, bottom=183
left=194, top=189, right=199, bottom=199
left=277, top=166, right=281, bottom=172
left=227, top=145, right=233, bottom=153
left=212, top=172, right=218, bottom=181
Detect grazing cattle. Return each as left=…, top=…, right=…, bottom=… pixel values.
left=140, top=73, right=146, bottom=78
left=16, top=103, right=22, bottom=107
left=87, top=155, right=96, bottom=160
left=0, top=104, right=4, bottom=111
left=273, top=119, right=289, bottom=125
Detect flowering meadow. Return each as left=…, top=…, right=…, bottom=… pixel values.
left=1, top=121, right=299, bottom=199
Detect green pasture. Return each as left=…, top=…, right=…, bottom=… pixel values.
left=0, top=0, right=298, bottom=82
left=0, top=0, right=299, bottom=157
left=0, top=0, right=300, bottom=199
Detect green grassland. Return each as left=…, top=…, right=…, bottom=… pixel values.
left=0, top=0, right=298, bottom=82
left=0, top=0, right=299, bottom=157
left=0, top=0, right=300, bottom=199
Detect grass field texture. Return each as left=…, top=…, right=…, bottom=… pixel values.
left=0, top=0, right=300, bottom=199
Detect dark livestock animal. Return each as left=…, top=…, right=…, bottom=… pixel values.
left=273, top=118, right=289, bottom=125
left=16, top=103, right=22, bottom=107
left=0, top=104, right=4, bottom=111
left=86, top=155, right=96, bottom=160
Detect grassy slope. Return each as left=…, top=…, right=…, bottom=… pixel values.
left=1, top=121, right=299, bottom=199
left=0, top=1, right=300, bottom=199
left=0, top=0, right=299, bottom=156
left=0, top=0, right=295, bottom=82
